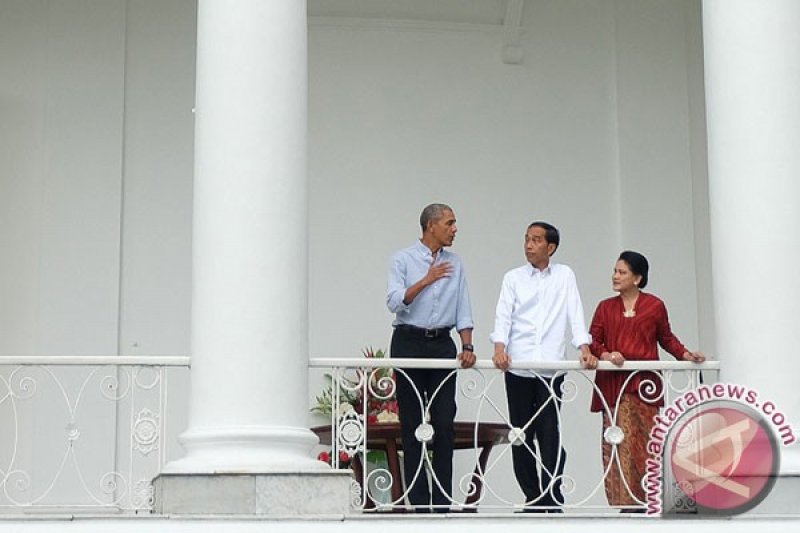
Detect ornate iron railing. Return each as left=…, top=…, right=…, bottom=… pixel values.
left=0, top=356, right=721, bottom=515
left=308, top=358, right=720, bottom=513
left=0, top=356, right=189, bottom=514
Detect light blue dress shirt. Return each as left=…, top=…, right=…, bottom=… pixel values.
left=386, top=240, right=474, bottom=332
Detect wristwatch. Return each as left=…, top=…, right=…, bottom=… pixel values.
left=462, top=343, right=474, bottom=352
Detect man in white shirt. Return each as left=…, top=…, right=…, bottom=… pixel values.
left=491, top=221, right=598, bottom=512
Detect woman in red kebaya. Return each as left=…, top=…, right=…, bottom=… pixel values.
left=589, top=251, right=704, bottom=511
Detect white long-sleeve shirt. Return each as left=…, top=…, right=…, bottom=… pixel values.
left=490, top=262, right=591, bottom=377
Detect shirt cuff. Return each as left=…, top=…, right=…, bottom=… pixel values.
left=387, top=292, right=410, bottom=313
left=489, top=331, right=508, bottom=345
left=572, top=334, right=592, bottom=350
left=456, top=319, right=474, bottom=331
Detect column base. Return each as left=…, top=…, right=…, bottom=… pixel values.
left=162, top=425, right=327, bottom=473
left=153, top=471, right=354, bottom=515
left=779, top=445, right=800, bottom=475
left=743, top=474, right=800, bottom=516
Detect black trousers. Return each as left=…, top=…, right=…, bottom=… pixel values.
left=390, top=327, right=457, bottom=509
left=504, top=372, right=566, bottom=509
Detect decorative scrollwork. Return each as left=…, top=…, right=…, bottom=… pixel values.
left=337, top=368, right=367, bottom=395
left=100, top=472, right=127, bottom=503
left=337, top=411, right=364, bottom=455
left=559, top=375, right=579, bottom=403
left=2, top=469, right=33, bottom=505
left=556, top=473, right=576, bottom=497
left=638, top=373, right=665, bottom=404
left=665, top=369, right=699, bottom=397
left=8, top=370, right=38, bottom=400
left=132, top=366, right=161, bottom=390
left=100, top=370, right=132, bottom=401
left=349, top=478, right=363, bottom=509
left=459, top=368, right=487, bottom=401
left=365, top=466, right=394, bottom=509
left=132, top=479, right=154, bottom=510
left=132, top=409, right=160, bottom=456
left=65, top=422, right=81, bottom=442
left=367, top=369, right=395, bottom=400
left=458, top=471, right=482, bottom=501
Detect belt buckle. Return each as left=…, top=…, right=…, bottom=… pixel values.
left=424, top=328, right=436, bottom=338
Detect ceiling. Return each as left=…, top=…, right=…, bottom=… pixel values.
left=307, top=0, right=510, bottom=25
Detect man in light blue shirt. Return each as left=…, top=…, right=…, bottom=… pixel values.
left=386, top=203, right=476, bottom=512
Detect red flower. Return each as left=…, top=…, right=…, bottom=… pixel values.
left=367, top=414, right=379, bottom=425
left=339, top=451, right=350, bottom=464
left=317, top=451, right=331, bottom=463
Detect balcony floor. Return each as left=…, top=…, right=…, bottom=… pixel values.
left=0, top=514, right=799, bottom=533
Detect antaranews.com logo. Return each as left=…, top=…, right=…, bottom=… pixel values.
left=644, top=383, right=795, bottom=516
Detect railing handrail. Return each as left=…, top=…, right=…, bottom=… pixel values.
left=0, top=355, right=191, bottom=366
left=309, top=357, right=720, bottom=371
left=0, top=356, right=718, bottom=372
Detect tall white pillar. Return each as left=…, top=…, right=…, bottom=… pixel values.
left=703, top=0, right=800, bottom=473
left=155, top=0, right=350, bottom=514
left=165, top=0, right=322, bottom=473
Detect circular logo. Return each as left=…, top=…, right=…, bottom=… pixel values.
left=669, top=403, right=779, bottom=514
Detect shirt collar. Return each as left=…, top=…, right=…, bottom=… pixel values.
left=415, top=239, right=443, bottom=259
left=527, top=262, right=552, bottom=277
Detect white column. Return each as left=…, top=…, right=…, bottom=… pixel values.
left=165, top=0, right=323, bottom=473
left=703, top=0, right=800, bottom=473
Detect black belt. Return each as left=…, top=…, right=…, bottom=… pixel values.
left=394, top=324, right=453, bottom=338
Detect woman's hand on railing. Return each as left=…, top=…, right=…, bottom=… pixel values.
left=600, top=351, right=626, bottom=367
left=682, top=351, right=705, bottom=363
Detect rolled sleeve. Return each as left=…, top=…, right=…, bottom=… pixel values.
left=386, top=254, right=410, bottom=314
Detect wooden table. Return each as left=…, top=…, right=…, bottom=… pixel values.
left=312, top=421, right=508, bottom=510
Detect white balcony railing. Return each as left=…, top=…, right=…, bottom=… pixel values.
left=0, top=355, right=722, bottom=516
left=0, top=356, right=189, bottom=514
left=308, top=357, right=721, bottom=514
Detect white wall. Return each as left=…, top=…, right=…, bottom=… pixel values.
left=308, top=0, right=620, bottom=360
left=0, top=0, right=126, bottom=355
left=0, top=0, right=709, bottom=509
left=0, top=0, right=196, bottom=357
left=118, top=0, right=196, bottom=356
left=0, top=0, right=195, bottom=507
left=612, top=0, right=711, bottom=353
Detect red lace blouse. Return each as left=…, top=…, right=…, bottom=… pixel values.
left=589, top=292, right=687, bottom=412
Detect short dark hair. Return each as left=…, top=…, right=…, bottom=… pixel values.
left=419, top=203, right=452, bottom=231
left=528, top=221, right=560, bottom=253
left=618, top=250, right=649, bottom=289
